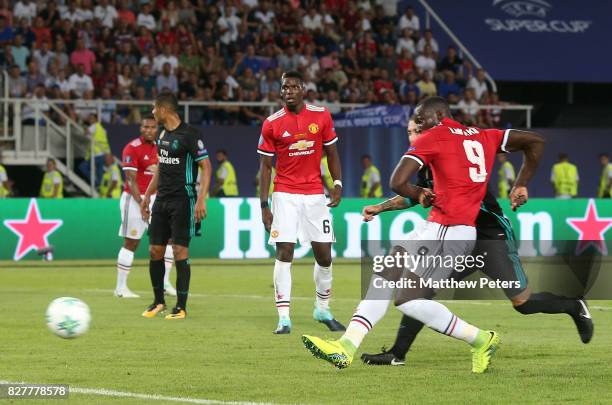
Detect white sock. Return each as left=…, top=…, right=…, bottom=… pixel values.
left=314, top=262, right=332, bottom=311
left=396, top=299, right=480, bottom=344
left=341, top=298, right=390, bottom=349
left=116, top=247, right=134, bottom=290
left=273, top=260, right=292, bottom=319
left=164, top=245, right=173, bottom=285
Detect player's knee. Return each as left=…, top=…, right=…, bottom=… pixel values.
left=123, top=239, right=139, bottom=252
left=315, top=256, right=332, bottom=268
left=172, top=245, right=188, bottom=261
left=149, top=245, right=164, bottom=260
left=275, top=243, right=294, bottom=262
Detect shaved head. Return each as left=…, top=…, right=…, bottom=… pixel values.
left=413, top=96, right=453, bottom=133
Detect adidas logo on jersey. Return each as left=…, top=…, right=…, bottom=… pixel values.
left=144, top=155, right=149, bottom=160
left=282, top=131, right=292, bottom=138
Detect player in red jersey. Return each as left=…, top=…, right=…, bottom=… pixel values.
left=303, top=97, right=545, bottom=373
left=258, top=71, right=345, bottom=334
left=114, top=115, right=176, bottom=298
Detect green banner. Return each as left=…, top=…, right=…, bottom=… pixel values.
left=0, top=198, right=610, bottom=260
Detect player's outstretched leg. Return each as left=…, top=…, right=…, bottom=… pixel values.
left=361, top=315, right=424, bottom=366
left=115, top=240, right=140, bottom=298
left=514, top=292, right=593, bottom=343
left=143, top=245, right=167, bottom=318
left=165, top=245, right=189, bottom=320
left=163, top=244, right=177, bottom=296
left=273, top=259, right=292, bottom=334
left=396, top=299, right=500, bottom=373
left=311, top=243, right=345, bottom=332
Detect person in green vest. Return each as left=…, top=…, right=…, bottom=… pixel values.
left=551, top=153, right=579, bottom=199
left=497, top=154, right=515, bottom=198
left=0, top=156, right=10, bottom=198
left=598, top=153, right=612, bottom=198
left=99, top=153, right=122, bottom=198
left=255, top=166, right=275, bottom=196
left=320, top=154, right=334, bottom=196
left=40, top=158, right=63, bottom=199
left=213, top=149, right=238, bottom=196
left=360, top=155, right=382, bottom=198
left=79, top=114, right=110, bottom=187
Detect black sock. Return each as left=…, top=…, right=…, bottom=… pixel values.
left=149, top=259, right=165, bottom=305
left=389, top=315, right=425, bottom=359
left=175, top=259, right=191, bottom=310
left=514, top=292, right=579, bottom=315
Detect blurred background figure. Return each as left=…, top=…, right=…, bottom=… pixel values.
left=551, top=153, right=579, bottom=199
left=213, top=149, right=238, bottom=197
left=0, top=154, right=11, bottom=197
left=99, top=153, right=122, bottom=198
left=497, top=154, right=515, bottom=198
left=79, top=114, right=110, bottom=187
left=39, top=157, right=63, bottom=199
left=598, top=153, right=611, bottom=198
left=360, top=154, right=382, bottom=198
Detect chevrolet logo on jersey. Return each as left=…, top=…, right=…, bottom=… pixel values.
left=288, top=139, right=315, bottom=156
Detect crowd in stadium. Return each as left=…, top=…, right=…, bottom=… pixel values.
left=2, top=0, right=505, bottom=126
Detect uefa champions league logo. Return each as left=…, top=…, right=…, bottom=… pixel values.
left=493, top=0, right=551, bottom=17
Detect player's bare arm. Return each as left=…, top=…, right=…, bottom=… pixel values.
left=389, top=158, right=436, bottom=208
left=195, top=158, right=211, bottom=221
left=125, top=170, right=142, bottom=205
left=362, top=196, right=409, bottom=222
left=141, top=164, right=159, bottom=220
left=504, top=130, right=546, bottom=211
left=259, top=154, right=273, bottom=233
left=324, top=143, right=342, bottom=208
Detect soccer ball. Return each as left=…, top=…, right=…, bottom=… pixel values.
left=45, top=297, right=91, bottom=339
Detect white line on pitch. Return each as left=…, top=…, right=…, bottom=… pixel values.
left=0, top=380, right=279, bottom=405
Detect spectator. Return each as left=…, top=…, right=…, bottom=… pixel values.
left=598, top=153, right=611, bottom=198
left=134, top=63, right=156, bottom=98
left=117, top=64, right=133, bottom=96
left=153, top=45, right=178, bottom=74
left=73, top=90, right=98, bottom=122
left=278, top=45, right=300, bottom=72
left=254, top=0, right=275, bottom=31
left=396, top=48, right=414, bottom=77
left=99, top=153, right=122, bottom=199
left=32, top=41, right=53, bottom=75
left=39, top=1, right=59, bottom=27
left=457, top=87, right=479, bottom=124
left=497, top=154, right=515, bottom=198
left=551, top=153, right=579, bottom=199
left=303, top=7, right=323, bottom=31
left=156, top=62, right=178, bottom=93
left=31, top=16, right=50, bottom=48
left=467, top=68, right=489, bottom=100
left=67, top=64, right=94, bottom=98
left=94, top=0, right=118, bottom=29
left=220, top=69, right=240, bottom=98
left=416, top=71, right=437, bottom=98
left=213, top=149, right=238, bottom=197
left=40, top=158, right=63, bottom=199
left=117, top=0, right=135, bottom=26
left=0, top=0, right=13, bottom=27
left=77, top=0, right=94, bottom=23
left=326, top=89, right=341, bottom=113
left=10, top=34, right=29, bottom=72
left=0, top=16, right=13, bottom=47
left=136, top=2, right=156, bottom=31
left=79, top=114, right=110, bottom=187
left=217, top=5, right=241, bottom=48
left=161, top=0, right=179, bottom=27
left=7, top=64, right=26, bottom=97
left=374, top=69, right=393, bottom=101
left=116, top=41, right=138, bottom=66
left=417, top=29, right=439, bottom=54
left=22, top=83, right=49, bottom=124
left=398, top=70, right=420, bottom=102
left=396, top=28, right=416, bottom=56
left=438, top=71, right=461, bottom=99
left=70, top=38, right=96, bottom=75
left=25, top=60, right=44, bottom=95
left=415, top=44, right=436, bottom=78
left=61, top=0, right=79, bottom=23
left=397, top=6, right=419, bottom=32
left=53, top=38, right=69, bottom=70
left=13, top=0, right=35, bottom=24
left=438, top=45, right=463, bottom=76
left=360, top=155, right=382, bottom=198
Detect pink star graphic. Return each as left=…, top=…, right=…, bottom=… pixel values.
left=566, top=199, right=612, bottom=255
left=3, top=199, right=63, bottom=260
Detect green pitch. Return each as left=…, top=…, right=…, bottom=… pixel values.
left=1, top=259, right=611, bottom=404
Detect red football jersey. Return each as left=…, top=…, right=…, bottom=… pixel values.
left=257, top=104, right=338, bottom=194
left=121, top=137, right=159, bottom=194
left=404, top=118, right=509, bottom=226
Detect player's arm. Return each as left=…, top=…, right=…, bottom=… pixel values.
left=125, top=170, right=142, bottom=204
left=362, top=195, right=410, bottom=222
left=324, top=137, right=342, bottom=208
left=389, top=158, right=435, bottom=208
left=503, top=129, right=546, bottom=211
left=259, top=154, right=273, bottom=233
left=141, top=165, right=158, bottom=220
left=195, top=157, right=211, bottom=221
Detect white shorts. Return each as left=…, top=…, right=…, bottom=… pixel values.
left=398, top=221, right=476, bottom=282
left=268, top=192, right=335, bottom=245
left=118, top=192, right=156, bottom=239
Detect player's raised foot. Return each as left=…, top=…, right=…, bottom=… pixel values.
left=571, top=299, right=593, bottom=344
left=114, top=287, right=140, bottom=298
left=302, top=335, right=354, bottom=369
left=313, top=308, right=346, bottom=332
left=272, top=317, right=291, bottom=334
left=361, top=347, right=405, bottom=366
left=471, top=331, right=501, bottom=374
left=142, top=303, right=166, bottom=318
left=165, top=307, right=187, bottom=320
left=164, top=283, right=177, bottom=297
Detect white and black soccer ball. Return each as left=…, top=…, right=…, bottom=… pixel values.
left=46, top=297, right=91, bottom=339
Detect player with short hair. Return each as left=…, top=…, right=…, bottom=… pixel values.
left=302, top=96, right=545, bottom=373
left=141, top=92, right=212, bottom=319
left=258, top=70, right=345, bottom=334
left=115, top=115, right=177, bottom=298
left=360, top=119, right=593, bottom=366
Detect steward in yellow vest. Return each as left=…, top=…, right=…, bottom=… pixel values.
left=0, top=163, right=9, bottom=198
left=497, top=154, right=515, bottom=198
left=320, top=155, right=334, bottom=195
left=99, top=154, right=122, bottom=198
left=360, top=155, right=382, bottom=198
left=213, top=149, right=238, bottom=196
left=255, top=167, right=275, bottom=196
left=40, top=158, right=63, bottom=198
left=551, top=154, right=579, bottom=198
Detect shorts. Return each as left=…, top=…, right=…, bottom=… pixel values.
left=268, top=192, right=334, bottom=245
left=396, top=221, right=476, bottom=283
left=118, top=192, right=155, bottom=239
left=149, top=198, right=196, bottom=247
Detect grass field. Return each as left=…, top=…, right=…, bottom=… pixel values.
left=1, top=258, right=611, bottom=404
